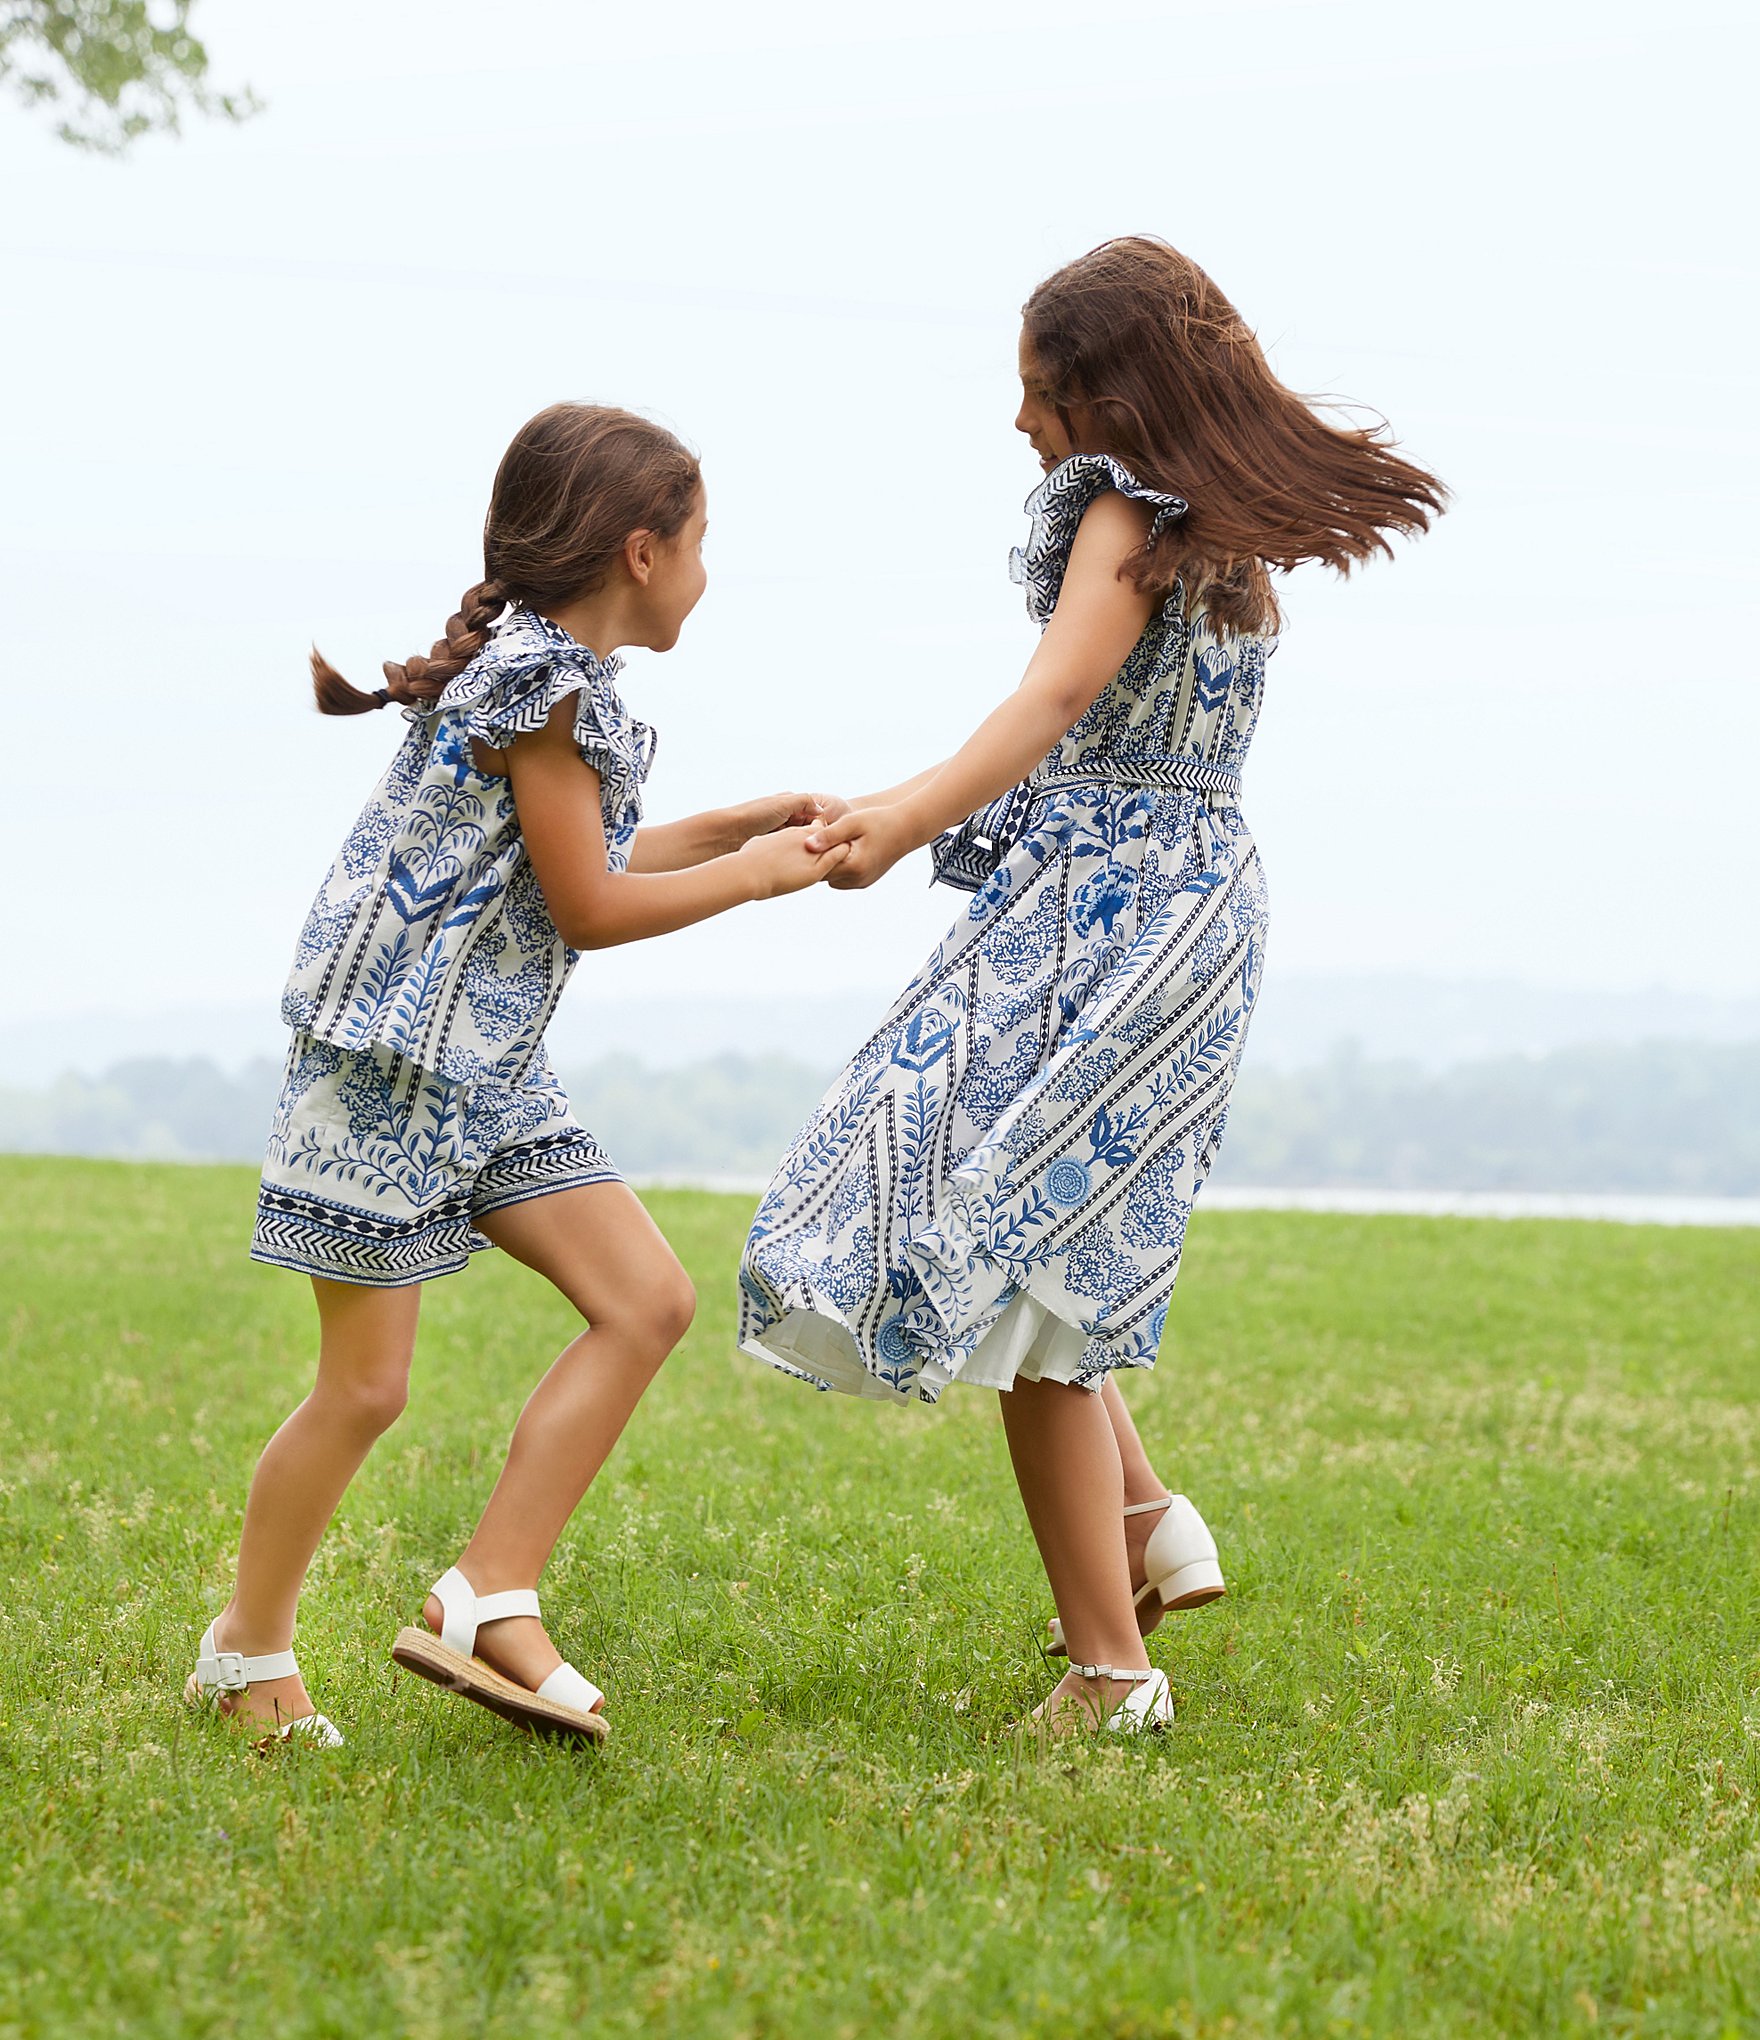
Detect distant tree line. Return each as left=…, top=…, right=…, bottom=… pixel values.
left=2, top=1039, right=1756, bottom=1195
left=1217, top=1040, right=1760, bottom=1195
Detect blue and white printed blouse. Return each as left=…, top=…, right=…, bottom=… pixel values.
left=281, top=607, right=655, bottom=1085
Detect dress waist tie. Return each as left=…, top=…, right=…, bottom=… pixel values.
left=1035, top=752, right=1243, bottom=798
left=930, top=751, right=1242, bottom=894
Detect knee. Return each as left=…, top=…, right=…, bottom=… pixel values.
left=609, top=1271, right=694, bottom=1369
left=316, top=1370, right=409, bottom=1437
left=648, top=1273, right=696, bottom=1356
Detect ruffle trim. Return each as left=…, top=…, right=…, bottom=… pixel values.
left=435, top=607, right=657, bottom=824
left=1008, top=453, right=1189, bottom=626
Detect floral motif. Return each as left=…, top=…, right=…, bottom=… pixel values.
left=876, top=1316, right=916, bottom=1366
left=1120, top=1143, right=1192, bottom=1253
left=1070, top=863, right=1137, bottom=938
left=1061, top=1218, right=1142, bottom=1308
left=1043, top=1157, right=1092, bottom=1207
left=1050, top=1044, right=1118, bottom=1109
left=983, top=886, right=1063, bottom=987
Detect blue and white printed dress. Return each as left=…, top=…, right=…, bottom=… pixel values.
left=738, top=455, right=1271, bottom=1402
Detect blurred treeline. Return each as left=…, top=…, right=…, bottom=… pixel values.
left=1, top=1041, right=1755, bottom=1194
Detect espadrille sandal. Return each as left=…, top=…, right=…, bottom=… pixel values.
left=186, top=1620, right=344, bottom=1748
left=391, top=1566, right=609, bottom=1745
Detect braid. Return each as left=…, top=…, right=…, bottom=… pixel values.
left=310, top=579, right=509, bottom=716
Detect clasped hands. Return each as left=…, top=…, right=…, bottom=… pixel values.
left=733, top=789, right=925, bottom=896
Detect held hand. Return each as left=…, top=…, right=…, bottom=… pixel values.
left=804, top=804, right=916, bottom=890
left=736, top=789, right=851, bottom=840
left=736, top=823, right=852, bottom=899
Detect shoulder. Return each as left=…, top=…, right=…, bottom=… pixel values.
left=439, top=609, right=577, bottom=745
left=1067, top=485, right=1155, bottom=553
left=1011, top=454, right=1187, bottom=625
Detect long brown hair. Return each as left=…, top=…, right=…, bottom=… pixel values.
left=312, top=403, right=702, bottom=714
left=1022, top=237, right=1446, bottom=636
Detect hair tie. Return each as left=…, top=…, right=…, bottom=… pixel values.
left=371, top=687, right=392, bottom=708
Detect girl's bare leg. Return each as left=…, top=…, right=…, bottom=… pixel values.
left=1101, top=1376, right=1176, bottom=1593
left=212, top=1278, right=421, bottom=1728
left=1102, top=1376, right=1169, bottom=1506
left=421, top=1180, right=694, bottom=1697
left=1001, top=1376, right=1151, bottom=1725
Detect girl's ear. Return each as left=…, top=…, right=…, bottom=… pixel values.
left=623, top=528, right=657, bottom=585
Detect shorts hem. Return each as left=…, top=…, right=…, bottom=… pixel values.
left=471, top=1151, right=622, bottom=1226
left=247, top=1235, right=482, bottom=1288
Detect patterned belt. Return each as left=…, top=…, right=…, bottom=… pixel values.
left=930, top=751, right=1243, bottom=894
left=1034, top=752, right=1243, bottom=799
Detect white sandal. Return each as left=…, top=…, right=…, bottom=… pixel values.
left=1045, top=1663, right=1175, bottom=1736
left=185, top=1620, right=344, bottom=1747
left=1047, top=1493, right=1224, bottom=1658
left=390, top=1566, right=609, bottom=1745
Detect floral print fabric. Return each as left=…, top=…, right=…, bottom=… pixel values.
left=251, top=1030, right=619, bottom=1287
left=281, top=608, right=655, bottom=1086
left=738, top=455, right=1272, bottom=1404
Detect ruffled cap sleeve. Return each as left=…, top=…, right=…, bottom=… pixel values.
left=437, top=608, right=657, bottom=828
left=1008, top=453, right=1189, bottom=626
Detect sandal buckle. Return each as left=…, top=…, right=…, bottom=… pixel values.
left=210, top=1649, right=249, bottom=1692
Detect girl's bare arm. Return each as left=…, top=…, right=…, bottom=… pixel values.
left=506, top=703, right=847, bottom=947
left=807, top=493, right=1155, bottom=887
left=849, top=761, right=948, bottom=811
left=627, top=791, right=844, bottom=873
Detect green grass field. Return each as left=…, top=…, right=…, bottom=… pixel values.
left=1, top=1156, right=1756, bottom=2039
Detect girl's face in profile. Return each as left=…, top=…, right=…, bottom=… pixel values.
left=1015, top=329, right=1079, bottom=474
left=638, top=485, right=710, bottom=653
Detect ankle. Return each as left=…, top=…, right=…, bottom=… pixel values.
left=213, top=1603, right=295, bottom=1659
left=449, top=1554, right=540, bottom=1598
left=1061, top=1633, right=1151, bottom=1678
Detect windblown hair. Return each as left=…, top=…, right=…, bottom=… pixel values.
left=1022, top=237, right=1446, bottom=636
left=311, top=404, right=702, bottom=715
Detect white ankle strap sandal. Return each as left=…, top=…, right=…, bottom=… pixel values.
left=1067, top=1662, right=1175, bottom=1734
left=1048, top=1492, right=1226, bottom=1658
left=186, top=1620, right=344, bottom=1747
left=391, top=1566, right=608, bottom=1745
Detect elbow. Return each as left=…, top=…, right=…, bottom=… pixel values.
left=553, top=897, right=616, bottom=949
left=1030, top=664, right=1102, bottom=734
left=1043, top=683, right=1093, bottom=734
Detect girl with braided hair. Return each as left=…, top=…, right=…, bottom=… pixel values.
left=188, top=403, right=850, bottom=1748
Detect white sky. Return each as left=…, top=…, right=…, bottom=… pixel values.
left=3, top=0, right=1756, bottom=1044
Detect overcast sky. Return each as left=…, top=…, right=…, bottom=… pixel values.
left=3, top=0, right=1755, bottom=1056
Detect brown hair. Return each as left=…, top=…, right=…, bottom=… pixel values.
left=1022, top=236, right=1446, bottom=636
left=311, top=403, right=702, bottom=714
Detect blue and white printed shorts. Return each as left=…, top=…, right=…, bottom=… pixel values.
left=250, top=1032, right=621, bottom=1287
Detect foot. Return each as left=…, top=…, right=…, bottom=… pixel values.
left=203, top=1612, right=319, bottom=1733
left=1028, top=1665, right=1154, bottom=1738
left=421, top=1593, right=600, bottom=1716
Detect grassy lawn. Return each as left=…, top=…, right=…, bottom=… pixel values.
left=0, top=1155, right=1756, bottom=2039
